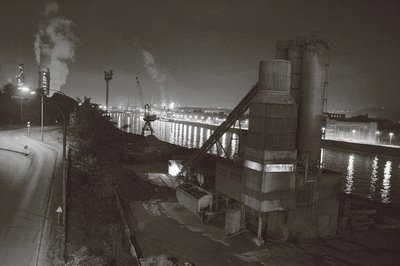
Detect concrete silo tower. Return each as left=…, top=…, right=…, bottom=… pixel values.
left=276, top=36, right=330, bottom=175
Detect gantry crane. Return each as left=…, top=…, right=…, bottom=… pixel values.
left=136, top=77, right=157, bottom=135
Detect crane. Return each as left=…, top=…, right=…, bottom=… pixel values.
left=136, top=77, right=157, bottom=135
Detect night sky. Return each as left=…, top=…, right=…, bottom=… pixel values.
left=1, top=0, right=399, bottom=110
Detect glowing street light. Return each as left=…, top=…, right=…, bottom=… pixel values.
left=375, top=130, right=381, bottom=143
left=12, top=86, right=34, bottom=124
left=389, top=132, right=394, bottom=145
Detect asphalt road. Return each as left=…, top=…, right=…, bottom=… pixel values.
left=0, top=127, right=64, bottom=266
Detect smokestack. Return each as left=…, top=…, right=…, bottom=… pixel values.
left=38, top=68, right=50, bottom=96
left=34, top=2, right=76, bottom=95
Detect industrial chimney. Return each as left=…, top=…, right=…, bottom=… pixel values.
left=38, top=68, right=50, bottom=96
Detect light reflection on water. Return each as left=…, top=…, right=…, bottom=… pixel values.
left=345, top=154, right=355, bottom=194
left=370, top=156, right=379, bottom=199
left=381, top=161, right=392, bottom=203
left=112, top=112, right=400, bottom=204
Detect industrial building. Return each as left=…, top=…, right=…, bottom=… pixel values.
left=214, top=36, right=339, bottom=242
left=173, top=36, right=340, bottom=243
left=325, top=119, right=378, bottom=144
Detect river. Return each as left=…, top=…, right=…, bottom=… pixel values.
left=112, top=112, right=400, bottom=205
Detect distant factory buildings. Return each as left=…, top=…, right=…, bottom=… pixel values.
left=325, top=116, right=379, bottom=144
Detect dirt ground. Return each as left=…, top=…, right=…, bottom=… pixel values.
left=67, top=134, right=400, bottom=265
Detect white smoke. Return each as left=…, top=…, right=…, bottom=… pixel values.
left=34, top=2, right=76, bottom=94
left=142, top=49, right=167, bottom=106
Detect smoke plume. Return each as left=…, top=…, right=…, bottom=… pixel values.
left=142, top=49, right=167, bottom=106
left=34, top=2, right=76, bottom=94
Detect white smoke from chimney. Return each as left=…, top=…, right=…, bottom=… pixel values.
left=142, top=49, right=167, bottom=106
left=34, top=2, right=76, bottom=94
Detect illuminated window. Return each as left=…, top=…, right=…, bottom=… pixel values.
left=244, top=160, right=263, bottom=172
left=264, top=164, right=294, bottom=172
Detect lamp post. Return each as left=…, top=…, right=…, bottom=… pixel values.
left=375, top=130, right=380, bottom=144
left=104, top=70, right=113, bottom=115
left=35, top=89, right=70, bottom=159
left=352, top=129, right=356, bottom=141
left=389, top=132, right=394, bottom=145
left=11, top=86, right=33, bottom=124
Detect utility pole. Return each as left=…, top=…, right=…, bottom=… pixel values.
left=104, top=70, right=113, bottom=114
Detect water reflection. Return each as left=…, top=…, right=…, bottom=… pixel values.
left=381, top=160, right=392, bottom=203
left=345, top=154, right=355, bottom=194
left=369, top=156, right=379, bottom=198
left=111, top=112, right=400, bottom=204
left=193, top=126, right=198, bottom=148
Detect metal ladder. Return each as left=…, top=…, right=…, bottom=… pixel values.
left=177, top=83, right=258, bottom=177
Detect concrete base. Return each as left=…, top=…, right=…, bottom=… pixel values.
left=252, top=237, right=265, bottom=246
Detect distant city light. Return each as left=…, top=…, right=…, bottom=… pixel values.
left=389, top=132, right=394, bottom=145
left=169, top=102, right=175, bottom=110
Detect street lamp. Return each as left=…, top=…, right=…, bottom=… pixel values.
left=11, top=86, right=34, bottom=124
left=389, top=132, right=394, bottom=145
left=375, top=130, right=380, bottom=144
left=34, top=89, right=70, bottom=159
left=352, top=129, right=356, bottom=140
left=104, top=70, right=113, bottom=114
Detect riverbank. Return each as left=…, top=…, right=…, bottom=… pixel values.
left=324, top=139, right=400, bottom=157
left=66, top=100, right=400, bottom=265
left=116, top=133, right=400, bottom=265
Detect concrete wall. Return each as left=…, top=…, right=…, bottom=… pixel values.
left=324, top=139, right=400, bottom=157
left=176, top=186, right=213, bottom=216
left=176, top=188, right=199, bottom=216
left=215, top=161, right=243, bottom=201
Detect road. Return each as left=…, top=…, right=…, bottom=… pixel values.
left=0, top=127, right=64, bottom=266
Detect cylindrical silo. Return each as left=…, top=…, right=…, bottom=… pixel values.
left=288, top=46, right=303, bottom=104
left=242, top=60, right=298, bottom=213
left=297, top=43, right=328, bottom=168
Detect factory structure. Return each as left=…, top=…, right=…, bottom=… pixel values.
left=172, top=36, right=341, bottom=243
left=38, top=68, right=51, bottom=96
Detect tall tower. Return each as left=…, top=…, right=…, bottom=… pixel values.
left=242, top=60, right=298, bottom=243
left=276, top=36, right=330, bottom=173
left=39, top=68, right=51, bottom=96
